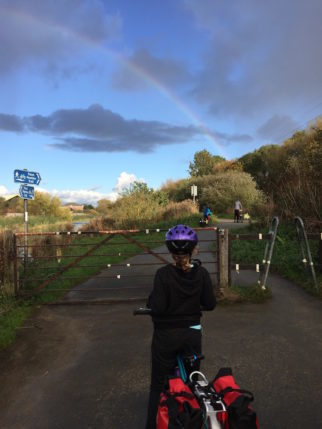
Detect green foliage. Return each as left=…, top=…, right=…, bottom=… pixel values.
left=239, top=119, right=322, bottom=221
left=96, top=199, right=113, bottom=214
left=200, top=171, right=265, bottom=214
left=230, top=285, right=272, bottom=303
left=230, top=223, right=322, bottom=296
left=83, top=204, right=94, bottom=210
left=0, top=215, right=74, bottom=232
left=27, top=192, right=71, bottom=220
left=188, top=149, right=225, bottom=177
left=0, top=295, right=31, bottom=349
left=0, top=196, right=23, bottom=214
left=161, top=170, right=264, bottom=216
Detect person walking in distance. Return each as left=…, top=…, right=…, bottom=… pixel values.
left=145, top=225, right=216, bottom=429
left=234, top=198, right=242, bottom=223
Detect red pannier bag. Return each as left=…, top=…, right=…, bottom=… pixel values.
left=212, top=368, right=259, bottom=429
left=156, top=377, right=204, bottom=429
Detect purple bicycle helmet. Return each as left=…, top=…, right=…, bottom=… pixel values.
left=165, top=224, right=198, bottom=255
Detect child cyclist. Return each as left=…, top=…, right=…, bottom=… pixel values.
left=145, top=225, right=216, bottom=429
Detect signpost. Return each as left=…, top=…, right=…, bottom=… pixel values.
left=14, top=169, right=41, bottom=266
left=191, top=185, right=197, bottom=203
left=14, top=169, right=41, bottom=185
left=19, top=185, right=35, bottom=200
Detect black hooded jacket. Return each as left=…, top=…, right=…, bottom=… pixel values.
left=147, top=263, right=216, bottom=329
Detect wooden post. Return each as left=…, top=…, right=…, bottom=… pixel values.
left=2, top=230, right=16, bottom=296
left=218, top=228, right=229, bottom=289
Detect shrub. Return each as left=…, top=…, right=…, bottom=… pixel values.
left=161, top=200, right=198, bottom=220
left=200, top=171, right=265, bottom=214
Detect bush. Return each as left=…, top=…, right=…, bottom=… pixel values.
left=200, top=171, right=265, bottom=214
left=83, top=199, right=199, bottom=231
left=161, top=200, right=198, bottom=220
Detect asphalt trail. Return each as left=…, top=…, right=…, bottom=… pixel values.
left=0, top=225, right=321, bottom=428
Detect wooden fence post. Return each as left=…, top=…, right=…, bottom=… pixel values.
left=218, top=228, right=229, bottom=289
left=2, top=230, right=16, bottom=296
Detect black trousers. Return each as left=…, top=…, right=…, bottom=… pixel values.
left=145, top=327, right=202, bottom=429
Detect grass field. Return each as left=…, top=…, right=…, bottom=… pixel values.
left=230, top=223, right=322, bottom=296
left=0, top=213, right=207, bottom=348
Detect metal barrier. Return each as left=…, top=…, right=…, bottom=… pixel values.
left=229, top=217, right=279, bottom=289
left=295, top=216, right=320, bottom=292
left=13, top=227, right=218, bottom=303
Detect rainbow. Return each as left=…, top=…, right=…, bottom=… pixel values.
left=2, top=4, right=226, bottom=156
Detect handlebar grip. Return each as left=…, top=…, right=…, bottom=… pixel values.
left=133, top=307, right=152, bottom=316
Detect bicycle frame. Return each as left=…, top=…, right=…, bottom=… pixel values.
left=188, top=370, right=226, bottom=429
left=134, top=308, right=227, bottom=428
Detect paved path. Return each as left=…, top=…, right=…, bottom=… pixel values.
left=62, top=228, right=218, bottom=302
left=0, top=224, right=322, bottom=428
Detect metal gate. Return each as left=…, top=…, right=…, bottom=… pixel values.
left=13, top=227, right=219, bottom=304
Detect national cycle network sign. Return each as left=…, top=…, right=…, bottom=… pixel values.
left=14, top=169, right=41, bottom=200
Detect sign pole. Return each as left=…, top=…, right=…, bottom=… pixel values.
left=13, top=167, right=41, bottom=267
left=23, top=170, right=28, bottom=268
left=24, top=200, right=28, bottom=268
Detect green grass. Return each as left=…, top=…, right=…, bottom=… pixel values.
left=1, top=213, right=215, bottom=348
left=18, top=232, right=159, bottom=300
left=230, top=223, right=322, bottom=297
left=218, top=284, right=272, bottom=304
left=0, top=295, right=32, bottom=348
left=0, top=215, right=73, bottom=232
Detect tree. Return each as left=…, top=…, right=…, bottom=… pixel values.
left=188, top=149, right=225, bottom=177
left=239, top=118, right=322, bottom=221
left=84, top=204, right=94, bottom=211
left=121, top=181, right=152, bottom=196
left=200, top=171, right=265, bottom=214
left=96, top=199, right=112, bottom=214
left=28, top=192, right=71, bottom=220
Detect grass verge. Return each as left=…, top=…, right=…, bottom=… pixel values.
left=0, top=295, right=32, bottom=349
left=230, top=223, right=322, bottom=297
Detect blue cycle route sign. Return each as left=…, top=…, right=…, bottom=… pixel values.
left=19, top=185, right=35, bottom=200
left=14, top=169, right=41, bottom=185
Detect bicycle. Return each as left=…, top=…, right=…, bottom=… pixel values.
left=134, top=307, right=227, bottom=429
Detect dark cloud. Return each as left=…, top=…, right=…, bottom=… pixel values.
left=111, top=48, right=191, bottom=90
left=185, top=0, right=322, bottom=119
left=0, top=0, right=122, bottom=76
left=0, top=113, right=24, bottom=132
left=216, top=131, right=253, bottom=145
left=257, top=115, right=299, bottom=142
left=0, top=104, right=250, bottom=152
left=0, top=105, right=203, bottom=153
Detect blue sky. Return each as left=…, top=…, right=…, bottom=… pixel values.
left=1, top=0, right=322, bottom=205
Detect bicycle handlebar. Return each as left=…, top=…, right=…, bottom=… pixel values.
left=133, top=307, right=152, bottom=316
left=133, top=306, right=211, bottom=316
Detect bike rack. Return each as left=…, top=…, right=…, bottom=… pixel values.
left=258, top=216, right=279, bottom=289
left=295, top=216, right=319, bottom=292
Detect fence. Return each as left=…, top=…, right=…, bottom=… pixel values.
left=1, top=217, right=320, bottom=302
left=11, top=227, right=219, bottom=303
left=229, top=217, right=279, bottom=289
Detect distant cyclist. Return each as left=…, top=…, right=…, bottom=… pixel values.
left=203, top=204, right=212, bottom=223
left=234, top=199, right=242, bottom=223
left=145, top=225, right=216, bottom=429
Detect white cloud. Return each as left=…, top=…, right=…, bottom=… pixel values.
left=1, top=171, right=146, bottom=206
left=113, top=171, right=145, bottom=194
left=0, top=185, right=10, bottom=195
